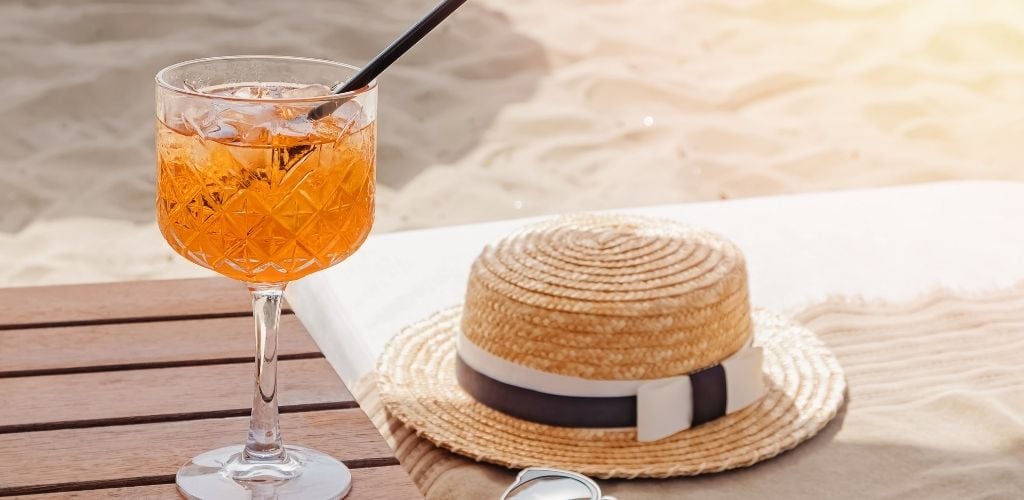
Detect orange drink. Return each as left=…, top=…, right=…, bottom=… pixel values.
left=156, top=88, right=375, bottom=283
left=156, top=56, right=377, bottom=499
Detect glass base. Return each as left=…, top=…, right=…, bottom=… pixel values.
left=176, top=445, right=352, bottom=500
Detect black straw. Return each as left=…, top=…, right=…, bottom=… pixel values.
left=307, top=0, right=468, bottom=120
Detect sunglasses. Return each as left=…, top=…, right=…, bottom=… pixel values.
left=500, top=467, right=618, bottom=500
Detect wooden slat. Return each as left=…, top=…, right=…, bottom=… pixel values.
left=0, top=409, right=398, bottom=496
left=0, top=315, right=320, bottom=377
left=15, top=484, right=175, bottom=499
left=0, top=358, right=353, bottom=432
left=16, top=466, right=423, bottom=499
left=0, top=278, right=255, bottom=329
left=0, top=278, right=420, bottom=498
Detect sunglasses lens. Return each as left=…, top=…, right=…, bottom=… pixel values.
left=505, top=476, right=595, bottom=500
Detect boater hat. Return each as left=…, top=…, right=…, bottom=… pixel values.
left=377, top=214, right=846, bottom=478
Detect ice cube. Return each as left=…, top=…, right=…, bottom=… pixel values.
left=161, top=94, right=193, bottom=131
left=217, top=85, right=285, bottom=99
left=231, top=86, right=264, bottom=99
left=204, top=121, right=240, bottom=142
left=217, top=103, right=278, bottom=143
left=273, top=85, right=332, bottom=121
left=333, top=100, right=365, bottom=123
left=279, top=84, right=333, bottom=99
left=218, top=103, right=275, bottom=124
left=183, top=106, right=241, bottom=142
left=276, top=117, right=317, bottom=139
left=331, top=99, right=374, bottom=133
left=243, top=127, right=271, bottom=144
left=181, top=107, right=218, bottom=139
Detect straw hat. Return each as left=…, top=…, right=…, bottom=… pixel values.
left=377, top=214, right=846, bottom=479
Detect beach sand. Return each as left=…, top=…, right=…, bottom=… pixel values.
left=2, top=0, right=1023, bottom=286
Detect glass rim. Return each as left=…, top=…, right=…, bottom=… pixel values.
left=155, top=55, right=377, bottom=103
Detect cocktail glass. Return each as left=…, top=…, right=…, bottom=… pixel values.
left=155, top=56, right=376, bottom=499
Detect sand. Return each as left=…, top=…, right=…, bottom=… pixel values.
left=2, top=0, right=1023, bottom=287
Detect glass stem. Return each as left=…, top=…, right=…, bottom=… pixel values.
left=244, top=282, right=287, bottom=462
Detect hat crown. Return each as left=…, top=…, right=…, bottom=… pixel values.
left=461, top=214, right=753, bottom=380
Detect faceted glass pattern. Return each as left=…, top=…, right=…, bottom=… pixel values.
left=156, top=56, right=375, bottom=500
left=156, top=115, right=375, bottom=283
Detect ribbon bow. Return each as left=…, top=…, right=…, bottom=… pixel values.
left=456, top=332, right=767, bottom=442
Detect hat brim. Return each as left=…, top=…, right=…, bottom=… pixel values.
left=376, top=306, right=847, bottom=479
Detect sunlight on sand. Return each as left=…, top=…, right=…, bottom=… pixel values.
left=2, top=0, right=1023, bottom=286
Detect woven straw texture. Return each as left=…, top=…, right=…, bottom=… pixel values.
left=376, top=213, right=845, bottom=478
left=377, top=306, right=846, bottom=478
left=462, top=214, right=752, bottom=379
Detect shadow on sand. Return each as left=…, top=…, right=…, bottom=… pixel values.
left=0, top=0, right=549, bottom=231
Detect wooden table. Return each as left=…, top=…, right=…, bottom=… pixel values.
left=0, top=278, right=421, bottom=499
